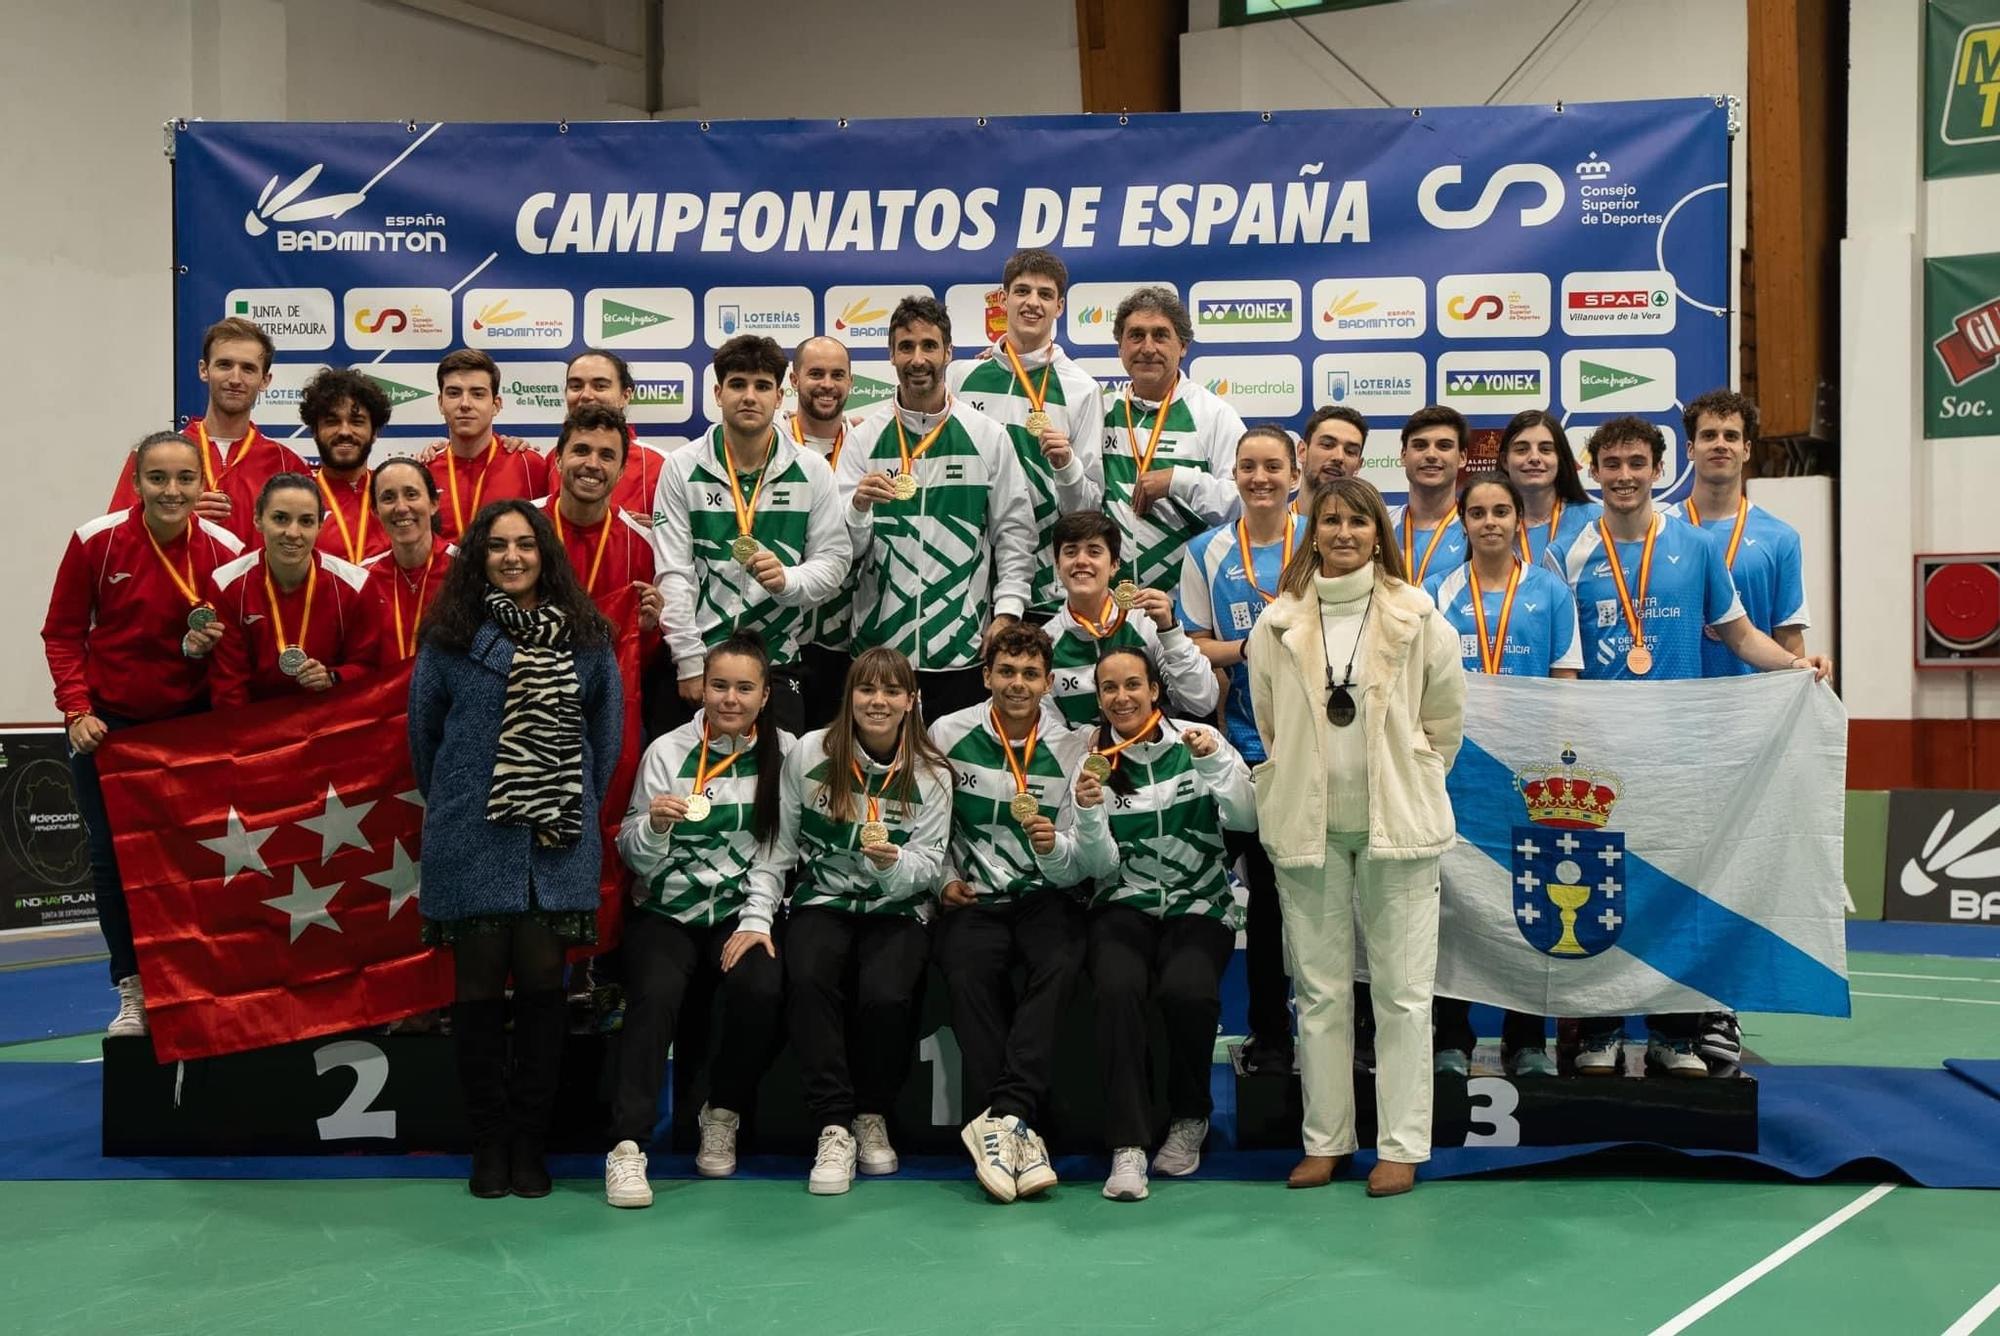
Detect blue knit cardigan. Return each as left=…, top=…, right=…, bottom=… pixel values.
left=407, top=619, right=622, bottom=920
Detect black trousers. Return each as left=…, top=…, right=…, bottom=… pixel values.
left=1580, top=1013, right=1700, bottom=1043
left=916, top=666, right=988, bottom=725
left=1227, top=829, right=1291, bottom=1048
left=799, top=643, right=851, bottom=732
left=608, top=911, right=785, bottom=1146
left=933, top=889, right=1087, bottom=1127
left=1433, top=998, right=1548, bottom=1058
left=784, top=906, right=930, bottom=1128
left=645, top=657, right=805, bottom=740
left=1087, top=904, right=1235, bottom=1150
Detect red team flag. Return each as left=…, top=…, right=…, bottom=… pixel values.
left=94, top=589, right=642, bottom=1062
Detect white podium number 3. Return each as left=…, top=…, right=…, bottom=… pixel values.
left=1463, top=1076, right=1522, bottom=1147
left=313, top=1040, right=397, bottom=1141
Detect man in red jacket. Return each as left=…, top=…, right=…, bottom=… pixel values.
left=427, top=349, right=547, bottom=542
left=105, top=317, right=309, bottom=544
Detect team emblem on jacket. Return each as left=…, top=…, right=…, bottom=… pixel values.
left=1510, top=748, right=1626, bottom=959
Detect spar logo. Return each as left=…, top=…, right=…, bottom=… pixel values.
left=1310, top=277, right=1427, bottom=342
left=1417, top=163, right=1564, bottom=231
left=1190, top=355, right=1302, bottom=416
left=1437, top=273, right=1551, bottom=339
left=1941, top=21, right=2000, bottom=147
left=1561, top=271, right=1677, bottom=335
left=344, top=287, right=452, bottom=351
left=241, top=129, right=448, bottom=252
left=1189, top=280, right=1302, bottom=343
left=704, top=286, right=813, bottom=348
left=585, top=288, right=693, bottom=349
left=1437, top=351, right=1551, bottom=413
left=463, top=289, right=574, bottom=349
left=824, top=285, right=934, bottom=349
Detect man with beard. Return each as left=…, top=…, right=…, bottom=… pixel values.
left=301, top=367, right=394, bottom=565
left=837, top=296, right=1036, bottom=722
left=106, top=317, right=310, bottom=544
left=1296, top=405, right=1367, bottom=515
left=785, top=335, right=861, bottom=730
left=537, top=404, right=663, bottom=634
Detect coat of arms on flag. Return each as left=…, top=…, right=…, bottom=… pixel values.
left=1511, top=748, right=1625, bottom=958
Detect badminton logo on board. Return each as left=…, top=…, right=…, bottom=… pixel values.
left=1510, top=748, right=1626, bottom=958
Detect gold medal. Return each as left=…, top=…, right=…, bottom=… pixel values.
left=682, top=793, right=712, bottom=823
left=1009, top=791, right=1040, bottom=823
left=1112, top=580, right=1140, bottom=610
left=859, top=820, right=891, bottom=848
left=730, top=534, right=760, bottom=565
left=892, top=472, right=919, bottom=501
left=1023, top=409, right=1052, bottom=438
left=1082, top=753, right=1113, bottom=780
left=1626, top=645, right=1654, bottom=675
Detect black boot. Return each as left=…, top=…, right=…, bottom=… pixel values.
left=507, top=988, right=568, bottom=1198
left=452, top=998, right=511, bottom=1198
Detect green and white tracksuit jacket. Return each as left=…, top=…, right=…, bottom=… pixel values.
left=1100, top=377, right=1246, bottom=595
left=929, top=702, right=1092, bottom=903
left=615, top=711, right=795, bottom=927
left=835, top=397, right=1037, bottom=672
left=1042, top=598, right=1220, bottom=729
left=740, top=728, right=951, bottom=932
left=652, top=425, right=852, bottom=679
left=950, top=340, right=1104, bottom=618
left=1070, top=718, right=1255, bottom=926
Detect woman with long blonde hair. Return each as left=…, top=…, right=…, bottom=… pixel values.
left=1247, top=477, right=1466, bottom=1198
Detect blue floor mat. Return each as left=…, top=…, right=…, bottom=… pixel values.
left=0, top=960, right=109, bottom=1046
left=5, top=1059, right=1997, bottom=1188
left=1844, top=919, right=2000, bottom=958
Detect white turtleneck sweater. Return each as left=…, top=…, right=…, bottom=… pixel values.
left=1314, top=565, right=1375, bottom=833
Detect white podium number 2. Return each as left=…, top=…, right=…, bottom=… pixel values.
left=1463, top=1076, right=1522, bottom=1147
left=313, top=1040, right=397, bottom=1141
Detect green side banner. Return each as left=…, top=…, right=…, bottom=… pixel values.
left=1925, top=250, right=2000, bottom=438
left=1928, top=0, right=2000, bottom=178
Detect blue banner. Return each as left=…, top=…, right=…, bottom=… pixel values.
left=173, top=101, right=1730, bottom=501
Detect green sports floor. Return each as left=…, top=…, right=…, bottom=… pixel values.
left=2, top=947, right=1997, bottom=1335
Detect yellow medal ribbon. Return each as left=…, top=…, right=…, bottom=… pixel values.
left=1121, top=378, right=1177, bottom=477
left=1518, top=499, right=1562, bottom=565
left=692, top=722, right=753, bottom=795
left=317, top=470, right=372, bottom=565
left=142, top=521, right=202, bottom=609
left=1236, top=516, right=1295, bottom=605
left=389, top=547, right=437, bottom=661
left=990, top=707, right=1042, bottom=813
left=722, top=429, right=775, bottom=542
left=1685, top=495, right=1750, bottom=569
left=1090, top=709, right=1164, bottom=775
left=1002, top=342, right=1055, bottom=424
left=262, top=556, right=320, bottom=666
left=550, top=502, right=615, bottom=596
left=1597, top=514, right=1659, bottom=661
left=1468, top=560, right=1523, bottom=676
left=1072, top=594, right=1130, bottom=641
left=1401, top=506, right=1460, bottom=584
left=444, top=436, right=497, bottom=535
left=790, top=412, right=845, bottom=472
left=189, top=420, right=262, bottom=492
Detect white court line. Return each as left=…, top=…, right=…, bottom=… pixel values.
left=1853, top=991, right=2000, bottom=1008
left=1852, top=971, right=2000, bottom=985
left=1943, top=1279, right=2000, bottom=1336
left=1647, top=1183, right=1897, bottom=1336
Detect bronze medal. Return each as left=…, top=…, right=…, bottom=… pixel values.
left=1626, top=645, right=1654, bottom=675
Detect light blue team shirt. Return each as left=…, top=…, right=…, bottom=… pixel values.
left=1425, top=562, right=1582, bottom=677
left=1178, top=512, right=1310, bottom=763
left=1665, top=499, right=1810, bottom=678
left=1518, top=499, right=1603, bottom=577
left=1389, top=505, right=1469, bottom=587
left=1563, top=515, right=1744, bottom=681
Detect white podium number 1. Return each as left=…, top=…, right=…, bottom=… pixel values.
left=917, top=1029, right=963, bottom=1127
left=313, top=1040, right=397, bottom=1141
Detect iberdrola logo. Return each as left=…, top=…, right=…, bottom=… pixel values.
left=1205, top=377, right=1231, bottom=395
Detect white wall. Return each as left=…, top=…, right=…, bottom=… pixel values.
left=2, top=0, right=1083, bottom=724
left=1845, top=0, right=2000, bottom=726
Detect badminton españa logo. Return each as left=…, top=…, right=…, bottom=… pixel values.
left=1510, top=749, right=1626, bottom=957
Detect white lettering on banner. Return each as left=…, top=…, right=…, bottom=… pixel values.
left=276, top=230, right=446, bottom=253
left=511, top=180, right=1371, bottom=254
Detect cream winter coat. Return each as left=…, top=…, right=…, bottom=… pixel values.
left=1247, top=572, right=1466, bottom=866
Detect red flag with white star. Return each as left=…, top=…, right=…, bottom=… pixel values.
left=94, top=590, right=640, bottom=1061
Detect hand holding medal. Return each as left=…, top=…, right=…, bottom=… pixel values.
left=852, top=759, right=900, bottom=865
left=647, top=792, right=690, bottom=832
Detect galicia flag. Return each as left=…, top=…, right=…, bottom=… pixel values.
left=1439, top=670, right=1850, bottom=1018
left=94, top=589, right=642, bottom=1061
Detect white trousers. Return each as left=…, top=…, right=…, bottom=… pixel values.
left=1274, top=831, right=1440, bottom=1163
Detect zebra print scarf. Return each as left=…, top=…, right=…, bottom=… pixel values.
left=482, top=588, right=584, bottom=848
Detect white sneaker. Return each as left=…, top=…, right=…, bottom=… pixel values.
left=695, top=1104, right=739, bottom=1178
left=107, top=975, right=147, bottom=1038
left=851, top=1112, right=898, bottom=1175
left=809, top=1124, right=857, bottom=1196
left=960, top=1108, right=1018, bottom=1203
left=1013, top=1124, right=1058, bottom=1198
left=1103, top=1146, right=1150, bottom=1201
left=1151, top=1117, right=1207, bottom=1177
left=1646, top=1035, right=1709, bottom=1078
left=1574, top=1035, right=1622, bottom=1076
left=604, top=1139, right=653, bottom=1208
